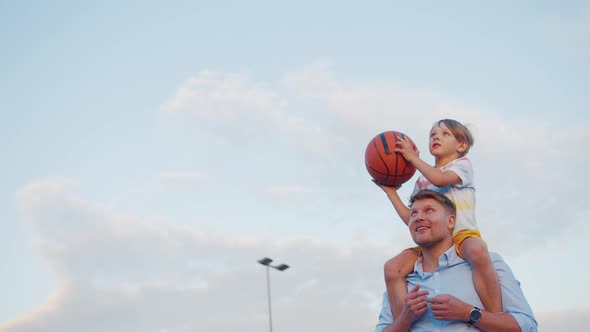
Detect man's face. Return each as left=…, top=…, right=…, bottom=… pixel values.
left=408, top=198, right=455, bottom=247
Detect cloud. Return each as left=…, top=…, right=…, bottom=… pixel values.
left=8, top=178, right=581, bottom=332
left=282, top=59, right=480, bottom=137
left=9, top=61, right=588, bottom=332
left=6, top=178, right=390, bottom=332
left=282, top=58, right=337, bottom=98
left=161, top=70, right=285, bottom=121
left=160, top=70, right=342, bottom=154
left=536, top=308, right=590, bottom=332
left=156, top=61, right=590, bottom=255
left=298, top=62, right=589, bottom=253
left=281, top=60, right=590, bottom=254
left=467, top=114, right=590, bottom=253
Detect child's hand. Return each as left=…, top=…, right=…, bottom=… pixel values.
left=395, top=136, right=420, bottom=163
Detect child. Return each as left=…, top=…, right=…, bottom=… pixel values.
left=375, top=119, right=502, bottom=319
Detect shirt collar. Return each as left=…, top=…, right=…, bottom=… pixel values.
left=413, top=245, right=461, bottom=276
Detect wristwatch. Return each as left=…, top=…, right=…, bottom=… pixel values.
left=468, top=306, right=482, bottom=325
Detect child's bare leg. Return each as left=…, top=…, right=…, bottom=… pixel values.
left=460, top=238, right=503, bottom=312
left=384, top=249, right=421, bottom=318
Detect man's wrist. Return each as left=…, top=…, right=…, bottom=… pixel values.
left=461, top=303, right=473, bottom=322
left=467, top=306, right=482, bottom=325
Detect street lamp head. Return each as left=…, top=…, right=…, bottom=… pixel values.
left=258, top=257, right=273, bottom=266
left=274, top=264, right=289, bottom=271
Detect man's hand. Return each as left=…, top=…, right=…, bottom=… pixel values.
left=372, top=179, right=401, bottom=193
left=399, top=285, right=429, bottom=323
left=427, top=294, right=472, bottom=322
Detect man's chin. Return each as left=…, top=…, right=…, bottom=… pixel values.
left=412, top=232, right=428, bottom=241
left=412, top=235, right=437, bottom=248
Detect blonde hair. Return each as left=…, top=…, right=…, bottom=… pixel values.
left=410, top=189, right=456, bottom=216
left=436, top=119, right=474, bottom=157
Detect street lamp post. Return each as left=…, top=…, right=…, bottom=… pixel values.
left=257, top=257, right=289, bottom=332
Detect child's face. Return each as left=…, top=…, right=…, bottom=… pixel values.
left=428, top=123, right=464, bottom=159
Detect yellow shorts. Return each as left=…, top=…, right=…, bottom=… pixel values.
left=405, top=229, right=485, bottom=258
left=452, top=229, right=485, bottom=258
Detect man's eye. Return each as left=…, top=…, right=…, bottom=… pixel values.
left=426, top=208, right=433, bottom=213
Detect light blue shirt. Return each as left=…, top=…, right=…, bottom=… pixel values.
left=375, top=247, right=538, bottom=332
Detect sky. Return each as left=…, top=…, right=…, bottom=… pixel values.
left=1, top=1, right=589, bottom=331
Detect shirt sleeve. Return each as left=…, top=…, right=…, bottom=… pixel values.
left=446, top=158, right=473, bottom=188
left=411, top=178, right=420, bottom=197
left=491, top=253, right=539, bottom=332
left=375, top=292, right=394, bottom=332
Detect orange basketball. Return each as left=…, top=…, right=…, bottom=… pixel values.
left=365, top=131, right=417, bottom=187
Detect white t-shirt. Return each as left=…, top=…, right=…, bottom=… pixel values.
left=411, top=157, right=476, bottom=233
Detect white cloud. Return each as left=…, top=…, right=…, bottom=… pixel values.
left=157, top=61, right=590, bottom=258
left=161, top=70, right=284, bottom=122
left=281, top=61, right=589, bottom=250
left=160, top=70, right=341, bottom=154
left=12, top=176, right=586, bottom=332
left=9, top=61, right=589, bottom=332
left=466, top=114, right=590, bottom=253
left=282, top=59, right=481, bottom=138
left=282, top=58, right=336, bottom=98
left=6, top=179, right=389, bottom=332
left=536, top=308, right=590, bottom=332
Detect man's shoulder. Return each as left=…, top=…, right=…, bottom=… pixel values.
left=489, top=251, right=501, bottom=258
left=487, top=251, right=513, bottom=271
left=488, top=251, right=504, bottom=261
left=451, top=250, right=508, bottom=268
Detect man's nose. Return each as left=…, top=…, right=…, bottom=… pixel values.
left=414, top=212, right=426, bottom=221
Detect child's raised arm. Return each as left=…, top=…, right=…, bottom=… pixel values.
left=394, top=137, right=462, bottom=187
left=373, top=180, right=410, bottom=225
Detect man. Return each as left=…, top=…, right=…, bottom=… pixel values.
left=375, top=189, right=537, bottom=331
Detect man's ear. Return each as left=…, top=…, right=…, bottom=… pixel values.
left=447, top=214, right=456, bottom=231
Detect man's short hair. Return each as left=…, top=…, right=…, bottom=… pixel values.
left=409, top=189, right=456, bottom=216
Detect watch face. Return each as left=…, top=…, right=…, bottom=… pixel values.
left=469, top=307, right=482, bottom=323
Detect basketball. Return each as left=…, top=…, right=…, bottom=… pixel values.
left=365, top=131, right=417, bottom=187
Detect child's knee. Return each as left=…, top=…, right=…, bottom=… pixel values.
left=384, top=259, right=406, bottom=282
left=462, top=241, right=490, bottom=266
left=384, top=254, right=416, bottom=281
